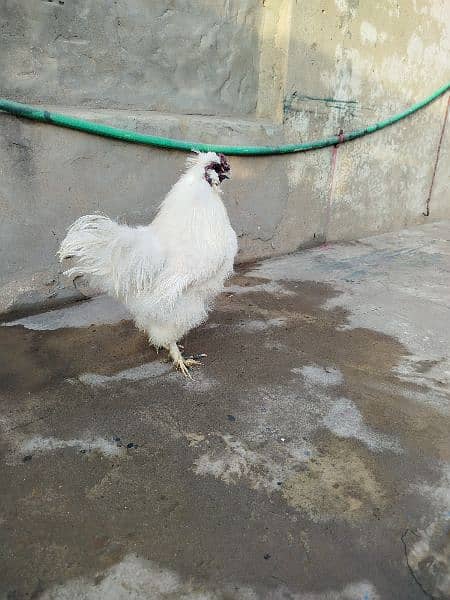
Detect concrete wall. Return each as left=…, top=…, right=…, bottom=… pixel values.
left=0, top=0, right=449, bottom=316
left=0, top=0, right=262, bottom=116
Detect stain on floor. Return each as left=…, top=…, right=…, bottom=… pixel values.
left=281, top=437, right=387, bottom=524
left=1, top=222, right=449, bottom=599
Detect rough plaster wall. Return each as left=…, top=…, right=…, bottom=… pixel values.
left=326, top=95, right=447, bottom=240
left=0, top=112, right=287, bottom=314
left=283, top=0, right=450, bottom=240
left=0, top=0, right=449, bottom=315
left=0, top=0, right=261, bottom=116
left=284, top=0, right=450, bottom=136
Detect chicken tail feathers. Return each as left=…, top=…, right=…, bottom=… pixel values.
left=58, top=214, right=163, bottom=300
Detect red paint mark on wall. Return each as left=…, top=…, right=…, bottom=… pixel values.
left=424, top=94, right=450, bottom=217
left=323, top=129, right=345, bottom=243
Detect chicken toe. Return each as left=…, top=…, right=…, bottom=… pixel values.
left=168, top=342, right=196, bottom=378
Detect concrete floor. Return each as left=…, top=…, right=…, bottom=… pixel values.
left=1, top=222, right=449, bottom=600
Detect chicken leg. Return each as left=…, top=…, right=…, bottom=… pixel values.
left=168, top=342, right=201, bottom=378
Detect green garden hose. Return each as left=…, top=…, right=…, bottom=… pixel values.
left=0, top=82, right=449, bottom=156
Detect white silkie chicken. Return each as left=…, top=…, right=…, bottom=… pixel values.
left=58, top=152, right=237, bottom=377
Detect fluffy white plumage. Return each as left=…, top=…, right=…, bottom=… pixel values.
left=58, top=152, right=238, bottom=376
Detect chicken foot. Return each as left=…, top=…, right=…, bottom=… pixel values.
left=168, top=342, right=201, bottom=378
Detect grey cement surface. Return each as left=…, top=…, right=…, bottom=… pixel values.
left=0, top=0, right=261, bottom=116
left=1, top=222, right=450, bottom=599
left=1, top=1, right=450, bottom=317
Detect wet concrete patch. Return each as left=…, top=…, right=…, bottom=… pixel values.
left=1, top=229, right=450, bottom=599
left=0, top=319, right=151, bottom=394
